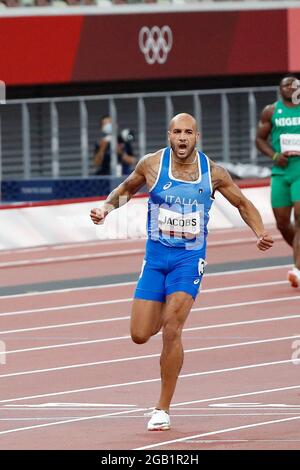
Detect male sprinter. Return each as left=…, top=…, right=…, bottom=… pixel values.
left=256, top=76, right=300, bottom=287
left=91, top=113, right=273, bottom=431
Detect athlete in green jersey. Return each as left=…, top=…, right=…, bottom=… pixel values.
left=256, top=76, right=300, bottom=288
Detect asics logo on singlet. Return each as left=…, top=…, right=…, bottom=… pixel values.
left=163, top=182, right=172, bottom=190
left=193, top=279, right=200, bottom=285
left=139, top=26, right=173, bottom=65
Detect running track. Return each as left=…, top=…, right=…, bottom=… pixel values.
left=0, top=225, right=300, bottom=450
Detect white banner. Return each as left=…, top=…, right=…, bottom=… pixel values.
left=0, top=186, right=274, bottom=250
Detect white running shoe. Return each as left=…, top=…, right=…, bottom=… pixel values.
left=288, top=267, right=300, bottom=288
left=146, top=409, right=170, bottom=431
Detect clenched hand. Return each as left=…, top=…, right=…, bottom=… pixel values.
left=256, top=232, right=274, bottom=251
left=90, top=207, right=108, bottom=225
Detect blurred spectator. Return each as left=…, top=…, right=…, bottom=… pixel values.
left=0, top=0, right=157, bottom=5
left=64, top=0, right=96, bottom=5
left=1, top=0, right=21, bottom=6
left=34, top=0, right=51, bottom=5
left=93, top=115, right=137, bottom=176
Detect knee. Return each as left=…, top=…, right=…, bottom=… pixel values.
left=131, top=331, right=150, bottom=344
left=294, top=212, right=300, bottom=229
left=162, top=321, right=182, bottom=343
left=276, top=217, right=290, bottom=232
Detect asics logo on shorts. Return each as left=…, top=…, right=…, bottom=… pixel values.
left=193, top=279, right=200, bottom=285
left=139, top=26, right=173, bottom=65
left=163, top=182, right=172, bottom=190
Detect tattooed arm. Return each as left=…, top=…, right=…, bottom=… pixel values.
left=210, top=161, right=274, bottom=251
left=90, top=156, right=148, bottom=225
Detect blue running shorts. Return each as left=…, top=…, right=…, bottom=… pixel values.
left=134, top=239, right=207, bottom=302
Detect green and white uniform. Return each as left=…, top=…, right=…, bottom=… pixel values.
left=270, top=100, right=300, bottom=208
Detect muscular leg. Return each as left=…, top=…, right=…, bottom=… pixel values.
left=130, top=299, right=164, bottom=344
left=156, top=291, right=194, bottom=411
left=273, top=206, right=295, bottom=247
left=293, top=202, right=300, bottom=269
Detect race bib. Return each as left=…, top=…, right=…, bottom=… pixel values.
left=158, top=207, right=200, bottom=237
left=280, top=134, right=300, bottom=155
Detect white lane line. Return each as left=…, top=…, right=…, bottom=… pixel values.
left=3, top=413, right=300, bottom=422
left=110, top=413, right=300, bottom=418
left=0, top=281, right=137, bottom=300
left=210, top=404, right=300, bottom=409
left=0, top=358, right=295, bottom=404
left=0, top=263, right=292, bottom=300
left=0, top=226, right=265, bottom=257
left=183, top=313, right=300, bottom=333
left=3, top=383, right=300, bottom=411
left=0, top=280, right=287, bottom=319
left=134, top=415, right=300, bottom=450
left=0, top=318, right=131, bottom=335
left=0, top=236, right=283, bottom=269
left=0, top=238, right=140, bottom=257
left=6, top=313, right=300, bottom=356
left=186, top=439, right=300, bottom=443
left=0, top=299, right=132, bottom=318
left=1, top=335, right=298, bottom=379
left=0, top=249, right=145, bottom=269
left=1, top=295, right=299, bottom=335
left=0, top=418, right=83, bottom=421
left=2, top=412, right=300, bottom=417
left=0, top=407, right=147, bottom=437
left=171, top=385, right=300, bottom=409
left=52, top=238, right=146, bottom=250
left=4, top=403, right=137, bottom=408
left=0, top=382, right=299, bottom=438
left=176, top=406, right=300, bottom=410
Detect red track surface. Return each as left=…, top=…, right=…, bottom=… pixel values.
left=0, top=225, right=299, bottom=450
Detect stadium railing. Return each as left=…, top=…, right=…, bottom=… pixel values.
left=0, top=86, right=279, bottom=182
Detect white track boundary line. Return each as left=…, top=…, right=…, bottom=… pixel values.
left=0, top=382, right=300, bottom=438
left=134, top=415, right=300, bottom=450
left=0, top=280, right=288, bottom=319
left=0, top=407, right=147, bottom=437
left=0, top=263, right=292, bottom=299
left=1, top=295, right=299, bottom=335
left=0, top=299, right=133, bottom=318
left=0, top=358, right=295, bottom=405
left=0, top=238, right=145, bottom=256
left=5, top=313, right=300, bottom=356
left=1, top=335, right=298, bottom=379
left=0, top=225, right=272, bottom=257
left=0, top=249, right=145, bottom=268
left=0, top=235, right=283, bottom=269
left=171, top=385, right=300, bottom=408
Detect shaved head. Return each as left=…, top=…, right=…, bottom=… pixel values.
left=169, top=113, right=198, bottom=132
left=280, top=76, right=299, bottom=87
left=280, top=76, right=300, bottom=103
left=168, top=113, right=200, bottom=161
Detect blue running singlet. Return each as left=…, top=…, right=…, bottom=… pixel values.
left=147, top=147, right=213, bottom=250
left=134, top=147, right=214, bottom=302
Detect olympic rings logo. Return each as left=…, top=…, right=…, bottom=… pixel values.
left=139, top=26, right=173, bottom=65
